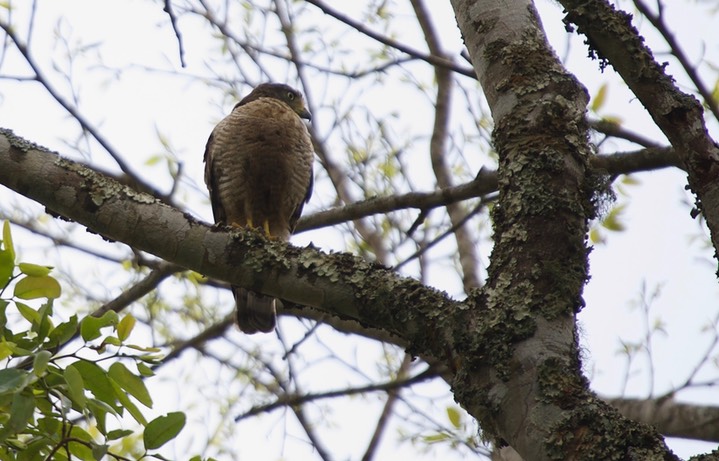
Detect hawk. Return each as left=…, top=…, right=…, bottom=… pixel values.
left=204, top=83, right=314, bottom=334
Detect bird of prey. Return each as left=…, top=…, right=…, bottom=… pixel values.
left=204, top=83, right=314, bottom=334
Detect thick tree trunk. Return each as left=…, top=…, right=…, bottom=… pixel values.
left=449, top=0, right=678, bottom=459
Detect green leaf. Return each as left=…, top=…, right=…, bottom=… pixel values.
left=136, top=362, right=154, bottom=377
left=37, top=416, right=62, bottom=436
left=8, top=392, right=34, bottom=433
left=590, top=83, right=608, bottom=112
left=80, top=311, right=118, bottom=342
left=32, top=350, right=52, bottom=377
left=446, top=406, right=462, bottom=429
left=14, top=302, right=40, bottom=324
left=64, top=365, right=87, bottom=408
left=108, top=362, right=152, bottom=407
left=116, top=314, right=136, bottom=342
left=423, top=432, right=450, bottom=444
left=0, top=250, right=13, bottom=289
left=143, top=412, right=186, bottom=450
left=86, top=398, right=115, bottom=435
left=2, top=220, right=15, bottom=262
left=14, top=275, right=61, bottom=299
left=0, top=339, right=13, bottom=361
left=0, top=369, right=31, bottom=396
left=18, top=263, right=52, bottom=277
left=101, top=336, right=122, bottom=347
left=68, top=361, right=117, bottom=408
left=67, top=426, right=96, bottom=461
left=602, top=205, right=626, bottom=232
left=111, top=379, right=147, bottom=425
left=48, top=314, right=78, bottom=347
left=106, top=429, right=134, bottom=440
left=92, top=444, right=109, bottom=460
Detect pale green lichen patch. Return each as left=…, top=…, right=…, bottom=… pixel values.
left=53, top=156, right=158, bottom=207
left=1, top=127, right=48, bottom=153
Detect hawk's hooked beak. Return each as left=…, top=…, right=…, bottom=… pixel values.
left=299, top=108, right=312, bottom=121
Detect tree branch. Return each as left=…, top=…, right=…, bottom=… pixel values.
left=303, top=0, right=476, bottom=79
left=562, top=0, right=719, bottom=265
left=608, top=397, right=719, bottom=442
left=0, top=128, right=455, bottom=361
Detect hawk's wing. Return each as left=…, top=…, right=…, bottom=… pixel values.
left=289, top=173, right=313, bottom=233
left=203, top=131, right=227, bottom=224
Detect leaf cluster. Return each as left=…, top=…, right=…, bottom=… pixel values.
left=0, top=222, right=198, bottom=461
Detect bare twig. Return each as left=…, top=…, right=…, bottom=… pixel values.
left=235, top=366, right=436, bottom=421
left=412, top=0, right=482, bottom=291
left=633, top=0, right=719, bottom=121
left=304, top=0, right=476, bottom=79
left=162, top=0, right=186, bottom=67
left=361, top=354, right=413, bottom=461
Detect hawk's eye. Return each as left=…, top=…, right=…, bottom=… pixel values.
left=287, top=92, right=296, bottom=101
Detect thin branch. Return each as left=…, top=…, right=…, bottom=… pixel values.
left=234, top=366, right=436, bottom=421
left=361, top=354, right=413, bottom=461
left=297, top=146, right=680, bottom=233
left=633, top=0, right=719, bottom=122
left=303, top=0, right=476, bottom=79
left=162, top=0, right=186, bottom=67
left=394, top=199, right=488, bottom=271
left=412, top=0, right=482, bottom=291
left=589, top=119, right=663, bottom=148
left=15, top=263, right=180, bottom=370
left=296, top=168, right=497, bottom=232
left=0, top=22, right=169, bottom=202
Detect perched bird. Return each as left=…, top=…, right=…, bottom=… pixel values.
left=204, top=83, right=314, bottom=334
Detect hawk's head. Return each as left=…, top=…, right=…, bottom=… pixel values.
left=237, top=83, right=312, bottom=121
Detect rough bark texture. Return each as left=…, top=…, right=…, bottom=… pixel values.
left=449, top=0, right=678, bottom=459
left=0, top=128, right=453, bottom=361
left=609, top=397, right=719, bottom=443
left=561, top=0, right=719, bottom=266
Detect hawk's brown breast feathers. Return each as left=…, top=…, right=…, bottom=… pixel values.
left=204, top=83, right=314, bottom=333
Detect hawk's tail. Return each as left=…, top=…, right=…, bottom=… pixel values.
left=233, top=286, right=277, bottom=334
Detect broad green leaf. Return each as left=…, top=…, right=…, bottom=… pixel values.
left=87, top=398, right=115, bottom=435
left=37, top=416, right=62, bottom=436
left=80, top=311, right=118, bottom=342
left=116, top=314, right=136, bottom=342
left=67, top=426, right=96, bottom=461
left=106, top=429, right=134, bottom=440
left=143, top=412, right=186, bottom=450
left=8, top=392, right=34, bottom=433
left=136, top=362, right=154, bottom=377
left=64, top=365, right=87, bottom=408
left=32, top=350, right=52, bottom=377
left=92, top=443, right=109, bottom=461
left=2, top=220, right=15, bottom=261
left=48, top=314, right=78, bottom=347
left=14, top=302, right=40, bottom=324
left=446, top=406, right=462, bottom=429
left=0, top=250, right=13, bottom=288
left=14, top=275, right=61, bottom=300
left=108, top=362, right=152, bottom=407
left=0, top=369, right=31, bottom=395
left=0, top=340, right=12, bottom=361
left=110, top=379, right=147, bottom=425
left=68, top=361, right=117, bottom=407
left=17, top=438, right=49, bottom=461
left=101, top=336, right=122, bottom=347
left=18, top=263, right=52, bottom=277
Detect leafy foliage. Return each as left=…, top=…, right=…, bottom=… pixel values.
left=0, top=222, right=195, bottom=460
